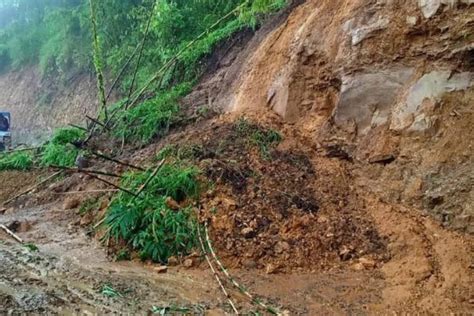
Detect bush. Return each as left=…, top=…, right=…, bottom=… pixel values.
left=41, top=127, right=85, bottom=167
left=105, top=162, right=200, bottom=263
left=0, top=151, right=33, bottom=171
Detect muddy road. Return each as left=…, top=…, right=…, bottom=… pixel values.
left=0, top=169, right=472, bottom=315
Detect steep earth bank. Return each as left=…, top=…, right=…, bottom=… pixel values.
left=0, top=67, right=98, bottom=145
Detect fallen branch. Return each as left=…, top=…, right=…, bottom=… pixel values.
left=198, top=226, right=239, bottom=314
left=84, top=172, right=137, bottom=197
left=3, top=171, right=62, bottom=206
left=204, top=224, right=279, bottom=315
left=90, top=151, right=145, bottom=171
left=50, top=165, right=122, bottom=178
left=0, top=224, right=23, bottom=243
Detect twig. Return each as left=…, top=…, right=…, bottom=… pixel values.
left=204, top=225, right=279, bottom=315
left=86, top=115, right=110, bottom=130
left=89, top=151, right=145, bottom=171
left=50, top=165, right=122, bottom=178
left=3, top=171, right=62, bottom=206
left=0, top=224, right=23, bottom=243
left=198, top=226, right=239, bottom=314
left=84, top=172, right=138, bottom=197
left=53, top=189, right=118, bottom=195
left=130, top=159, right=165, bottom=202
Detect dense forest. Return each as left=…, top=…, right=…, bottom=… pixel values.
left=0, top=0, right=285, bottom=89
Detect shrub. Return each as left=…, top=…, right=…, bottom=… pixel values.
left=41, top=127, right=85, bottom=167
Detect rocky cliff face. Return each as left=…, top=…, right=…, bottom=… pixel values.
left=0, top=67, right=98, bottom=145
left=196, top=0, right=473, bottom=231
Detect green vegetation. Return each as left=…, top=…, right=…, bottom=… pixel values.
left=100, top=284, right=123, bottom=298
left=0, top=151, right=33, bottom=170
left=0, top=0, right=287, bottom=85
left=114, top=82, right=191, bottom=144
left=235, top=117, right=282, bottom=158
left=105, top=162, right=200, bottom=263
left=41, top=127, right=85, bottom=167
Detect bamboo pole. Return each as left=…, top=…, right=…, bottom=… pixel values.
left=198, top=226, right=239, bottom=314
left=124, top=0, right=157, bottom=110
left=130, top=159, right=165, bottom=202
left=84, top=172, right=138, bottom=197
left=49, top=165, right=122, bottom=178
left=204, top=224, right=279, bottom=315
left=2, top=171, right=62, bottom=206
left=127, top=3, right=245, bottom=110
left=89, top=0, right=108, bottom=121
left=89, top=151, right=145, bottom=171
left=0, top=224, right=23, bottom=243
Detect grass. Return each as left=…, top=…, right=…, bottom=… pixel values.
left=100, top=284, right=123, bottom=298
left=0, top=151, right=33, bottom=171
left=79, top=198, right=100, bottom=215
left=235, top=117, right=282, bottom=158
left=104, top=162, right=200, bottom=263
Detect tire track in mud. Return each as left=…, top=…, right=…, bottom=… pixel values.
left=362, top=195, right=473, bottom=314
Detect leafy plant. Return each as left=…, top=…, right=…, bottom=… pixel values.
left=100, top=284, right=123, bottom=298
left=113, top=83, right=191, bottom=144
left=41, top=127, right=85, bottom=167
left=0, top=151, right=33, bottom=171
left=105, top=162, right=200, bottom=263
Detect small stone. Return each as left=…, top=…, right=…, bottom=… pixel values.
left=406, top=16, right=418, bottom=26
left=339, top=246, right=354, bottom=261
left=167, top=256, right=179, bottom=266
left=183, top=258, right=194, bottom=268
left=352, top=262, right=365, bottom=271
left=154, top=266, right=168, bottom=274
left=63, top=197, right=81, bottom=210
left=265, top=263, right=279, bottom=274
left=165, top=197, right=180, bottom=210
left=242, top=260, right=257, bottom=269
left=274, top=241, right=290, bottom=254
left=358, top=257, right=377, bottom=269
left=241, top=227, right=256, bottom=238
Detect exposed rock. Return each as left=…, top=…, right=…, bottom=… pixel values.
left=419, top=0, right=441, bottom=18
left=391, top=71, right=473, bottom=132
left=334, top=68, right=414, bottom=135
left=350, top=17, right=389, bottom=46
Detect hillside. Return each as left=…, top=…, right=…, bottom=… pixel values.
left=0, top=0, right=473, bottom=315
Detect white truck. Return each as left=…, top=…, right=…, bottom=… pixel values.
left=0, top=112, right=11, bottom=151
